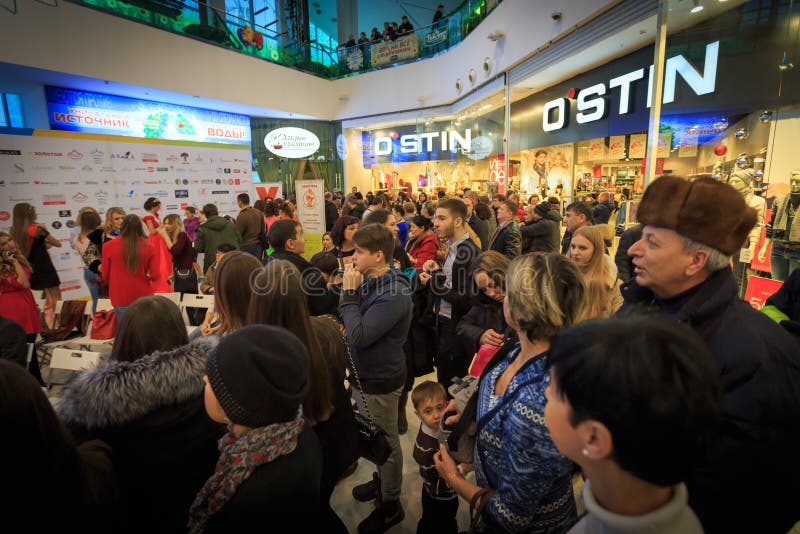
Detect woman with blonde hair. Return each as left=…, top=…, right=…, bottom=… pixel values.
left=160, top=214, right=197, bottom=295
left=103, top=207, right=125, bottom=241
left=10, top=203, right=62, bottom=329
left=198, top=251, right=262, bottom=337
left=569, top=225, right=623, bottom=318
left=435, top=254, right=586, bottom=532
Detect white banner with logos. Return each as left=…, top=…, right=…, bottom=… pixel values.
left=295, top=179, right=325, bottom=260
left=0, top=130, right=253, bottom=300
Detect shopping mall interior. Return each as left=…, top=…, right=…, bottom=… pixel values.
left=1, top=0, right=800, bottom=532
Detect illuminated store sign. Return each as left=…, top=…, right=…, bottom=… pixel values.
left=374, top=129, right=472, bottom=155
left=264, top=127, right=321, bottom=158
left=543, top=41, right=719, bottom=132
left=45, top=86, right=251, bottom=145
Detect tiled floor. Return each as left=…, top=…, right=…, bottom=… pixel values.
left=330, top=372, right=585, bottom=533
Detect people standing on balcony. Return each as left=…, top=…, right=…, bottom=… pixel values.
left=433, top=4, right=445, bottom=26
left=398, top=16, right=414, bottom=35
left=370, top=27, right=381, bottom=42
left=358, top=32, right=369, bottom=45
left=383, top=22, right=395, bottom=41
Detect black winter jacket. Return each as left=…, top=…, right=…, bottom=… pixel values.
left=456, top=292, right=507, bottom=356
left=204, top=426, right=322, bottom=533
left=617, top=269, right=800, bottom=534
left=521, top=218, right=560, bottom=253
left=614, top=224, right=642, bottom=282
left=488, top=221, right=522, bottom=259
left=340, top=269, right=413, bottom=394
left=57, top=337, right=225, bottom=534
left=268, top=249, right=339, bottom=316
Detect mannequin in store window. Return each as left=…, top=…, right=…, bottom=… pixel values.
left=759, top=171, right=800, bottom=281
left=728, top=167, right=765, bottom=295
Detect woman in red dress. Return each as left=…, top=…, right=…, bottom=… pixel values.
left=142, top=197, right=173, bottom=293
left=0, top=232, right=43, bottom=382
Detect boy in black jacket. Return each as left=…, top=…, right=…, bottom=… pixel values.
left=420, top=198, right=480, bottom=388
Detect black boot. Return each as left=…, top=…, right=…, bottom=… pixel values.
left=352, top=471, right=380, bottom=502
left=397, top=390, right=409, bottom=435
left=358, top=499, right=405, bottom=534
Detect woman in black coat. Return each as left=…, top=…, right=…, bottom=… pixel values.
left=457, top=251, right=510, bottom=363
left=57, top=296, right=225, bottom=533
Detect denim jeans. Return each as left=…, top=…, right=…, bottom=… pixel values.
left=352, top=387, right=403, bottom=502
left=113, top=306, right=127, bottom=323
left=83, top=268, right=100, bottom=315
left=770, top=244, right=800, bottom=282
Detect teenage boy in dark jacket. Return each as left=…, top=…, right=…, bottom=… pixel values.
left=420, top=198, right=480, bottom=388
left=341, top=223, right=412, bottom=533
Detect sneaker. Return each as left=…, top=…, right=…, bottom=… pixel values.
left=352, top=472, right=380, bottom=502
left=357, top=500, right=405, bottom=534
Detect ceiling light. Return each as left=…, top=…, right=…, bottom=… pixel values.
left=691, top=0, right=704, bottom=13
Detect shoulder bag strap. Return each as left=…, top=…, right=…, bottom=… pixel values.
left=325, top=315, right=378, bottom=429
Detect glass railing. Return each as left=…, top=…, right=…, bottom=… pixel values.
left=66, top=0, right=503, bottom=79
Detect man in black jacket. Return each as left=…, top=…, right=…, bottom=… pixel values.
left=561, top=201, right=593, bottom=255
left=324, top=192, right=339, bottom=232
left=265, top=220, right=338, bottom=316
left=592, top=191, right=616, bottom=224
left=520, top=202, right=559, bottom=253
left=463, top=197, right=488, bottom=252
left=420, top=198, right=480, bottom=387
left=487, top=200, right=521, bottom=260
left=616, top=176, right=800, bottom=534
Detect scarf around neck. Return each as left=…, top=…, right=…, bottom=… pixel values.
left=187, top=414, right=305, bottom=533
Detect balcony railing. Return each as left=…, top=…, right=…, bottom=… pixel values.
left=66, top=0, right=503, bottom=79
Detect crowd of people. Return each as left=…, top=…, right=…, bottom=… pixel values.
left=2, top=176, right=800, bottom=533
left=340, top=5, right=446, bottom=52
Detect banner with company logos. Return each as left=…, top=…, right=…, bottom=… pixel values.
left=0, top=128, right=253, bottom=299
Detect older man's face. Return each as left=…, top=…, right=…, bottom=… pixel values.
left=628, top=226, right=697, bottom=298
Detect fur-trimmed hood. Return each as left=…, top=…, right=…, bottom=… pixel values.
left=57, top=336, right=219, bottom=429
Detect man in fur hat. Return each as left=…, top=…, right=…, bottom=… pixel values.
left=616, top=175, right=800, bottom=534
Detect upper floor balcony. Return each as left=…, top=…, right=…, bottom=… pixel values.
left=62, top=0, right=503, bottom=79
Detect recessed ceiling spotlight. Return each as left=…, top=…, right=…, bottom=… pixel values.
left=691, top=0, right=704, bottom=13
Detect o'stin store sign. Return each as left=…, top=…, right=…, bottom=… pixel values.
left=264, top=127, right=320, bottom=158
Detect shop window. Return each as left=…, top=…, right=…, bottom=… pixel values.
left=1, top=93, right=25, bottom=128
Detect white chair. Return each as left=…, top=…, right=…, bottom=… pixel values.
left=181, top=294, right=215, bottom=326
left=47, top=348, right=101, bottom=387
left=181, top=294, right=215, bottom=312
left=156, top=292, right=183, bottom=307
left=96, top=298, right=114, bottom=312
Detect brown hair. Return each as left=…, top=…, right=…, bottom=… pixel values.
left=573, top=225, right=616, bottom=318
left=120, top=214, right=147, bottom=273
left=247, top=260, right=332, bottom=424
left=506, top=254, right=587, bottom=342
left=110, top=296, right=189, bottom=362
left=353, top=223, right=394, bottom=263
left=214, top=251, right=262, bottom=336
left=411, top=380, right=447, bottom=410
left=471, top=250, right=510, bottom=291
left=10, top=203, right=36, bottom=257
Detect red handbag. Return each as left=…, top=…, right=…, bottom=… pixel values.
left=469, top=344, right=500, bottom=377
left=90, top=309, right=118, bottom=340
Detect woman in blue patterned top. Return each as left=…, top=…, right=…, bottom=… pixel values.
left=435, top=254, right=587, bottom=532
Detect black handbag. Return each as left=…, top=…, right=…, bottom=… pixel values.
left=172, top=268, right=197, bottom=293
left=336, top=318, right=392, bottom=466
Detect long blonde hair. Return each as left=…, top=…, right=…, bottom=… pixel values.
left=163, top=214, right=184, bottom=243
left=104, top=207, right=125, bottom=236
left=572, top=225, right=615, bottom=318
left=0, top=232, right=31, bottom=276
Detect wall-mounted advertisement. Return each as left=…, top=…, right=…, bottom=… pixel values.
left=0, top=129, right=253, bottom=299
left=518, top=143, right=574, bottom=199
left=45, top=86, right=251, bottom=146
left=371, top=33, right=420, bottom=67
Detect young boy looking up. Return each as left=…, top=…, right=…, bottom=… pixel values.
left=544, top=316, right=721, bottom=533
left=412, top=381, right=458, bottom=534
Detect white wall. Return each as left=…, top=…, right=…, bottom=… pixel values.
left=764, top=106, right=800, bottom=185
left=0, top=0, right=614, bottom=121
